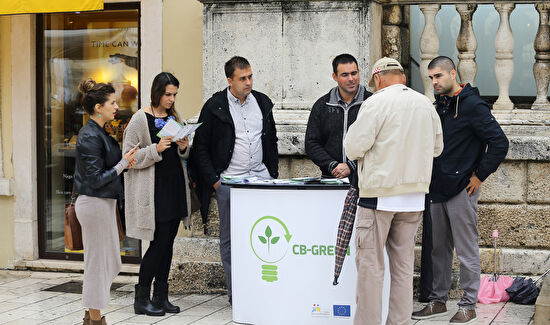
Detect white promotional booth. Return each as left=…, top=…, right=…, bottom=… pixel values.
left=229, top=183, right=391, bottom=324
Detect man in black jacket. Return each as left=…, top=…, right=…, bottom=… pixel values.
left=191, top=56, right=278, bottom=303
left=413, top=56, right=509, bottom=324
left=305, top=53, right=371, bottom=183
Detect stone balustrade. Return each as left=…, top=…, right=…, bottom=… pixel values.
left=390, top=1, right=550, bottom=112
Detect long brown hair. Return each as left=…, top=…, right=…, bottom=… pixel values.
left=150, top=72, right=181, bottom=123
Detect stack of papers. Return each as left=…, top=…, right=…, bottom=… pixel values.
left=157, top=119, right=202, bottom=141
left=220, top=176, right=349, bottom=185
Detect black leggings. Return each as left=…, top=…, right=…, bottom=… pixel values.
left=138, top=218, right=180, bottom=286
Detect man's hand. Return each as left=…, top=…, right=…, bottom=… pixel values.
left=213, top=180, right=220, bottom=191
left=466, top=172, right=482, bottom=195
left=331, top=163, right=351, bottom=179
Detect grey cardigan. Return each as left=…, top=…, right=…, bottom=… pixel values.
left=122, top=109, right=191, bottom=241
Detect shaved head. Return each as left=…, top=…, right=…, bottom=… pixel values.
left=428, top=56, right=456, bottom=73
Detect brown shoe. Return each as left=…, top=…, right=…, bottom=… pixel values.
left=91, top=316, right=107, bottom=325
left=450, top=307, right=477, bottom=324
left=82, top=310, right=90, bottom=325
left=411, top=301, right=447, bottom=320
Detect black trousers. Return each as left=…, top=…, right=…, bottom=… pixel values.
left=138, top=218, right=180, bottom=286
left=419, top=194, right=434, bottom=302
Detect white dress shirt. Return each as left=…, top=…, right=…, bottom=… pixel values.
left=222, top=89, right=270, bottom=179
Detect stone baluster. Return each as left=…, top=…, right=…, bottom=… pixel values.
left=532, top=3, right=550, bottom=110
left=419, top=4, right=440, bottom=101
left=493, top=3, right=515, bottom=110
left=456, top=4, right=478, bottom=85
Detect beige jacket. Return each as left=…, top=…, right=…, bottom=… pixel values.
left=344, top=84, right=443, bottom=198
left=122, top=109, right=191, bottom=241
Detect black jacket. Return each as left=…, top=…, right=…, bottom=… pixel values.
left=430, top=83, right=509, bottom=203
left=190, top=88, right=278, bottom=223
left=305, top=85, right=371, bottom=185
left=75, top=119, right=123, bottom=199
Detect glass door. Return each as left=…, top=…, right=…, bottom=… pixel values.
left=37, top=3, right=141, bottom=262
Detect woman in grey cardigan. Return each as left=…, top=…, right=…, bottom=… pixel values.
left=122, top=72, right=191, bottom=316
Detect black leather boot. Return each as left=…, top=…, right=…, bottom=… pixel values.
left=134, top=284, right=165, bottom=316
left=152, top=282, right=180, bottom=313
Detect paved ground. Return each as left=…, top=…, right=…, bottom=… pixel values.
left=0, top=270, right=535, bottom=324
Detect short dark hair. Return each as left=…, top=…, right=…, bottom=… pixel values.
left=428, top=56, right=456, bottom=72
left=332, top=54, right=358, bottom=74
left=225, top=56, right=250, bottom=78
left=78, top=78, right=115, bottom=115
left=150, top=72, right=181, bottom=122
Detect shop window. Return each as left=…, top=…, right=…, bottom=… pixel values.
left=37, top=4, right=140, bottom=262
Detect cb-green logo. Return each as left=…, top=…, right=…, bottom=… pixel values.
left=250, top=216, right=292, bottom=282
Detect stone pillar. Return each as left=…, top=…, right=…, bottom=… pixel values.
left=382, top=5, right=402, bottom=60
left=419, top=4, right=440, bottom=101
left=455, top=4, right=478, bottom=85
left=532, top=3, right=550, bottom=110
left=382, top=5, right=410, bottom=82
left=493, top=3, right=515, bottom=110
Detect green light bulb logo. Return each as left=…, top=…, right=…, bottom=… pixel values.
left=250, top=216, right=292, bottom=282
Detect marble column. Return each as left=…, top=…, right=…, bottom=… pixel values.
left=456, top=4, right=478, bottom=85
left=493, top=3, right=515, bottom=110
left=532, top=3, right=550, bottom=110
left=419, top=4, right=440, bottom=101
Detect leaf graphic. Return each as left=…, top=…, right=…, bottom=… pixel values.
left=258, top=236, right=267, bottom=244
left=265, top=226, right=272, bottom=238
left=271, top=236, right=280, bottom=244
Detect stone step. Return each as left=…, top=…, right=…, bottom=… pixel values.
left=414, top=247, right=550, bottom=276
left=172, top=236, right=550, bottom=275
left=169, top=260, right=226, bottom=294
left=172, top=237, right=221, bottom=263
left=166, top=258, right=466, bottom=298
left=535, top=277, right=550, bottom=325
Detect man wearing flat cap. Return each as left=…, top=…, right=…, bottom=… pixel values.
left=344, top=57, right=443, bottom=325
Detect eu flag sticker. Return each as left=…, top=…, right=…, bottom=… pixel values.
left=333, top=305, right=351, bottom=317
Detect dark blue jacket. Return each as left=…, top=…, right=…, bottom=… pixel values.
left=429, top=84, right=509, bottom=203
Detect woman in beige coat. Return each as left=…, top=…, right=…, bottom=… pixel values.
left=122, top=72, right=191, bottom=316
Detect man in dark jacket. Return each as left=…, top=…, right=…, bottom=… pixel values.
left=305, top=53, right=371, bottom=184
left=413, top=56, right=509, bottom=324
left=190, top=56, right=278, bottom=303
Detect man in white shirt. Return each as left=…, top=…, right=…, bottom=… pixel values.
left=192, top=56, right=279, bottom=303
left=344, top=57, right=443, bottom=325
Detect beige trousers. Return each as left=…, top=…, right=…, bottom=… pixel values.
left=354, top=207, right=422, bottom=325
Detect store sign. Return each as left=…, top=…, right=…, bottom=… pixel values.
left=0, top=0, right=103, bottom=15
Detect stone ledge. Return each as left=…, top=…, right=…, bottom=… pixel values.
left=414, top=247, right=550, bottom=275
left=13, top=259, right=139, bottom=274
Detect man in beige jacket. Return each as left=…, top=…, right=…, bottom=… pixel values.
left=344, top=57, right=443, bottom=325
